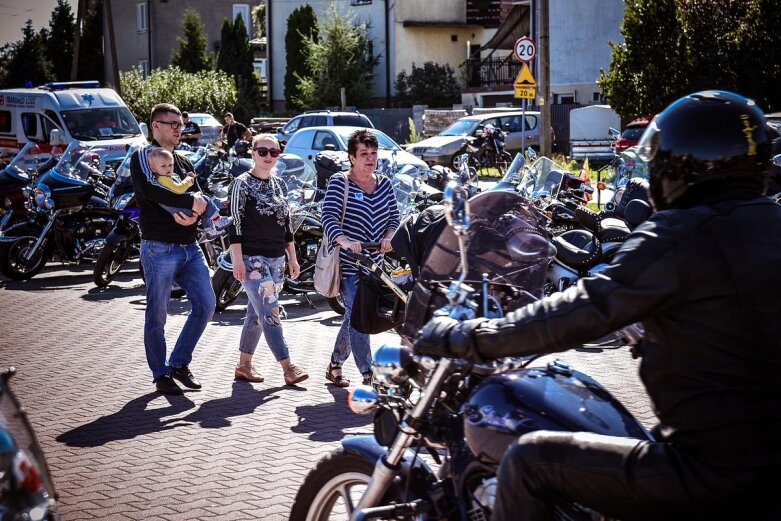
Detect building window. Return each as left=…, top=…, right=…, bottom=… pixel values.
left=593, top=91, right=605, bottom=103
left=139, top=60, right=149, bottom=79
left=233, top=4, right=251, bottom=37
left=554, top=93, right=575, bottom=104
left=137, top=3, right=148, bottom=33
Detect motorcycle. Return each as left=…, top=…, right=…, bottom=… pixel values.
left=0, top=142, right=62, bottom=232
left=289, top=184, right=651, bottom=521
left=210, top=154, right=342, bottom=313
left=453, top=124, right=512, bottom=174
left=0, top=367, right=61, bottom=519
left=92, top=145, right=142, bottom=287
left=0, top=142, right=123, bottom=280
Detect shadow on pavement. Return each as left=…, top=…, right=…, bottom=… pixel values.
left=56, top=392, right=197, bottom=447
left=169, top=381, right=283, bottom=428
left=291, top=386, right=372, bottom=442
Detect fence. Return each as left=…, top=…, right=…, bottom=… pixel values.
left=361, top=108, right=414, bottom=145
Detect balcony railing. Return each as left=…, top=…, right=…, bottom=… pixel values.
left=465, top=55, right=522, bottom=88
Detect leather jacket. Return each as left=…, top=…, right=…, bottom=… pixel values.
left=464, top=194, right=781, bottom=469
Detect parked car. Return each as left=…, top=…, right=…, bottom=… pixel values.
left=187, top=113, right=222, bottom=146
left=408, top=111, right=541, bottom=169
left=282, top=126, right=427, bottom=172
left=614, top=117, right=651, bottom=154
left=275, top=110, right=374, bottom=148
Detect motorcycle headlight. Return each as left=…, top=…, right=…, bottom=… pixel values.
left=33, top=186, right=54, bottom=210
left=112, top=193, right=134, bottom=211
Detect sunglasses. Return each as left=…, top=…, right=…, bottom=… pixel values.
left=155, top=120, right=182, bottom=130
left=254, top=147, right=281, bottom=157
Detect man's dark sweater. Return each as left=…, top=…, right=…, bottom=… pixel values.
left=130, top=141, right=199, bottom=244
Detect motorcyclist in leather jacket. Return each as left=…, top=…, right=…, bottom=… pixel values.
left=415, top=91, right=781, bottom=520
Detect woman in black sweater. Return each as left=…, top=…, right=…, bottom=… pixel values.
left=227, top=134, right=309, bottom=386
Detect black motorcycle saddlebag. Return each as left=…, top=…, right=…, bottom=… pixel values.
left=351, top=269, right=405, bottom=335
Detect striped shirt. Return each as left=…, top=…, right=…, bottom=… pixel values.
left=321, top=173, right=400, bottom=276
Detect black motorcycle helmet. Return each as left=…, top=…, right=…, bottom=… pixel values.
left=637, top=90, right=771, bottom=210
left=233, top=139, right=251, bottom=157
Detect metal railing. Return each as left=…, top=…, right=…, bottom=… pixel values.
left=465, top=56, right=522, bottom=88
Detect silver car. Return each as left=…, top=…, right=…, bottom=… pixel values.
left=409, top=111, right=541, bottom=168
left=187, top=113, right=223, bottom=146
left=283, top=126, right=428, bottom=172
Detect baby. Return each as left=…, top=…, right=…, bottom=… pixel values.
left=147, top=147, right=230, bottom=236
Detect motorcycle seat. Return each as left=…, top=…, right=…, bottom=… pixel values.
left=553, top=229, right=602, bottom=269
left=598, top=217, right=631, bottom=242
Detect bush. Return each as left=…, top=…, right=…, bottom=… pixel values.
left=395, top=62, right=461, bottom=108
left=120, top=66, right=237, bottom=123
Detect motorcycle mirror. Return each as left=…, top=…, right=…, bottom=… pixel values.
left=773, top=154, right=781, bottom=168
left=526, top=147, right=537, bottom=160
left=443, top=181, right=470, bottom=232
left=49, top=128, right=67, bottom=146
left=608, top=127, right=621, bottom=139
left=140, top=122, right=149, bottom=140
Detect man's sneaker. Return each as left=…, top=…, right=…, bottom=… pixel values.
left=170, top=365, right=202, bottom=389
left=155, top=375, right=183, bottom=395
left=213, top=216, right=233, bottom=231
left=362, top=373, right=372, bottom=386
left=284, top=364, right=309, bottom=385
left=235, top=363, right=264, bottom=383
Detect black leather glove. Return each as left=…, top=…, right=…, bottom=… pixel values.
left=414, top=316, right=486, bottom=361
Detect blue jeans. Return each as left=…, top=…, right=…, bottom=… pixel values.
left=330, top=273, right=372, bottom=375
left=140, top=240, right=215, bottom=381
left=161, top=197, right=219, bottom=230
left=239, top=255, right=290, bottom=361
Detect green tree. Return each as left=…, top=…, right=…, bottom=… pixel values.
left=599, top=0, right=781, bottom=118
left=295, top=2, right=379, bottom=110
left=395, top=62, right=461, bottom=108
left=44, top=0, right=75, bottom=81
left=216, top=14, right=262, bottom=122
left=171, top=9, right=213, bottom=73
left=77, top=0, right=104, bottom=83
left=120, top=66, right=238, bottom=124
left=0, top=21, right=53, bottom=88
left=285, top=5, right=318, bottom=112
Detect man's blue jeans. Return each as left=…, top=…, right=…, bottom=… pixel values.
left=140, top=240, right=215, bottom=381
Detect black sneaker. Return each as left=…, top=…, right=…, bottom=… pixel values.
left=155, top=375, right=183, bottom=395
left=170, top=365, right=202, bottom=389
left=362, top=373, right=372, bottom=386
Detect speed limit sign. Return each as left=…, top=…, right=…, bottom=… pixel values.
left=514, top=37, right=537, bottom=62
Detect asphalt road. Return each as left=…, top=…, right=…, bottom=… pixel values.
left=0, top=261, right=654, bottom=520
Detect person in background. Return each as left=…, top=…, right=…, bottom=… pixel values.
left=228, top=133, right=309, bottom=386
left=321, top=129, right=400, bottom=387
left=130, top=103, right=216, bottom=396
left=221, top=112, right=252, bottom=150
left=414, top=90, right=781, bottom=520
left=180, top=112, right=202, bottom=147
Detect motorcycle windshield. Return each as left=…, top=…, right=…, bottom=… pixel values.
left=418, top=189, right=555, bottom=302
left=275, top=153, right=317, bottom=205
left=51, top=142, right=123, bottom=182
left=517, top=156, right=572, bottom=202
left=2, top=142, right=54, bottom=181
left=498, top=152, right=526, bottom=185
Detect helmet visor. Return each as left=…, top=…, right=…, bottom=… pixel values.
left=636, top=118, right=661, bottom=163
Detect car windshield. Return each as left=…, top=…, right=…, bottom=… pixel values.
left=61, top=107, right=142, bottom=141
left=190, top=114, right=219, bottom=126
left=440, top=119, right=477, bottom=136
left=334, top=129, right=400, bottom=151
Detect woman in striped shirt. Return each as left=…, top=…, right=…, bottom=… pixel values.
left=321, top=129, right=400, bottom=387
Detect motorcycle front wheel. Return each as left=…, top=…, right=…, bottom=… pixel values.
left=0, top=237, right=47, bottom=280
left=212, top=267, right=243, bottom=311
left=290, top=449, right=408, bottom=521
left=326, top=294, right=345, bottom=315
left=93, top=242, right=132, bottom=287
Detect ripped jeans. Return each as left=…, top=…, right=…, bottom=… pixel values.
left=238, top=255, right=290, bottom=361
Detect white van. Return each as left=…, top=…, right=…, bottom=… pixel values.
left=0, top=81, right=147, bottom=164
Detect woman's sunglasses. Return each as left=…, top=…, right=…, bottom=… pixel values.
left=254, top=147, right=281, bottom=157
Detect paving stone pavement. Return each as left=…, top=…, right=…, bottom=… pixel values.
left=0, top=261, right=654, bottom=520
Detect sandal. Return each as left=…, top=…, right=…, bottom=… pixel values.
left=326, top=363, right=350, bottom=387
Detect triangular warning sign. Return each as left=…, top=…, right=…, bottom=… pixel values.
left=514, top=63, right=537, bottom=88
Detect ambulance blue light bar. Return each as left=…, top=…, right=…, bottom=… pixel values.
left=43, top=81, right=100, bottom=91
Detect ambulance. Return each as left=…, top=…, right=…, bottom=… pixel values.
left=0, top=81, right=148, bottom=165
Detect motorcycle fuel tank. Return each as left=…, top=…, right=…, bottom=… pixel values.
left=462, top=361, right=650, bottom=466
left=35, top=171, right=95, bottom=210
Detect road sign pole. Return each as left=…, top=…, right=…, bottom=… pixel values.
left=522, top=99, right=526, bottom=153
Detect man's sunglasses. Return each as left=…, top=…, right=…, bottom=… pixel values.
left=254, top=147, right=281, bottom=157
left=155, top=120, right=182, bottom=130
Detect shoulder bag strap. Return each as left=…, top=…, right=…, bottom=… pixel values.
left=339, top=173, right=349, bottom=226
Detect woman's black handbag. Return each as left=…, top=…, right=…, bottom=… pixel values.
left=351, top=270, right=405, bottom=335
